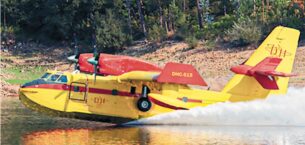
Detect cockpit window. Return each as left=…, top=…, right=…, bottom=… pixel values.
left=48, top=75, right=60, bottom=81
left=41, top=73, right=51, bottom=79
left=57, top=75, right=68, bottom=83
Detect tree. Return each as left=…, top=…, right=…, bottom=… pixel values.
left=125, top=0, right=133, bottom=36
left=136, top=0, right=147, bottom=38
left=1, top=0, right=304, bottom=49
left=196, top=0, right=203, bottom=29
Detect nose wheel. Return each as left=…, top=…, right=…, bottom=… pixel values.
left=137, top=98, right=151, bottom=112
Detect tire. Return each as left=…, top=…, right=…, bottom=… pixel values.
left=137, top=98, right=152, bottom=112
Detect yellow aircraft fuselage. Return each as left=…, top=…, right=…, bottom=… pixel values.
left=19, top=70, right=231, bottom=124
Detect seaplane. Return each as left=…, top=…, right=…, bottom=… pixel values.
left=19, top=26, right=300, bottom=124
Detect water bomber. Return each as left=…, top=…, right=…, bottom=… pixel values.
left=19, top=26, right=300, bottom=124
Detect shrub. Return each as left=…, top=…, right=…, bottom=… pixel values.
left=174, top=25, right=199, bottom=48
left=225, top=17, right=262, bottom=46
left=95, top=11, right=131, bottom=53
left=148, top=24, right=166, bottom=42
left=203, top=15, right=236, bottom=40
left=185, top=36, right=198, bottom=48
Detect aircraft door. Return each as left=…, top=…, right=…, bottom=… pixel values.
left=69, top=82, right=87, bottom=101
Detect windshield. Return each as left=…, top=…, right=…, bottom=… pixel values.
left=22, top=73, right=68, bottom=88
left=41, top=73, right=51, bottom=79
left=57, top=75, right=68, bottom=83
left=47, top=74, right=60, bottom=81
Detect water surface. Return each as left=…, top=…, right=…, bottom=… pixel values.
left=2, top=89, right=305, bottom=145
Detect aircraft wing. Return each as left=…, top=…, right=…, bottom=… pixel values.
left=117, top=62, right=207, bottom=86
left=117, top=71, right=160, bottom=82
left=255, top=70, right=297, bottom=77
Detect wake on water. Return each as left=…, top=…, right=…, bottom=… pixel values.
left=127, top=87, right=305, bottom=126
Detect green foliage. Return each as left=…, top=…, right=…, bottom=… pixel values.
left=148, top=24, right=166, bottom=42
left=3, top=66, right=45, bottom=85
left=95, top=10, right=131, bottom=53
left=1, top=0, right=304, bottom=50
left=235, top=0, right=305, bottom=37
left=204, top=40, right=217, bottom=51
left=225, top=17, right=262, bottom=46
left=185, top=36, right=199, bottom=49
left=203, top=14, right=236, bottom=39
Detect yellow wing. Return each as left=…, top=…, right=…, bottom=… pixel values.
left=117, top=71, right=160, bottom=82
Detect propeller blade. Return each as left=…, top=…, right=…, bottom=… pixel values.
left=67, top=55, right=78, bottom=63
left=74, top=63, right=79, bottom=71
left=90, top=33, right=98, bottom=83
left=87, top=57, right=99, bottom=83
left=67, top=33, right=80, bottom=71
left=73, top=34, right=80, bottom=70
left=87, top=57, right=98, bottom=65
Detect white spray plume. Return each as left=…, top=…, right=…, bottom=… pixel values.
left=127, top=87, right=305, bottom=126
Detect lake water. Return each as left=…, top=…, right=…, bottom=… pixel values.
left=2, top=87, right=305, bottom=145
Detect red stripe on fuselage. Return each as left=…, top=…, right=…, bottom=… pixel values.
left=149, top=97, right=188, bottom=110
left=25, top=84, right=189, bottom=110
left=24, top=84, right=136, bottom=97
left=88, top=88, right=135, bottom=97
left=24, top=84, right=70, bottom=90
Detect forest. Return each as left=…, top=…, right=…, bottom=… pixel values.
left=1, top=0, right=305, bottom=52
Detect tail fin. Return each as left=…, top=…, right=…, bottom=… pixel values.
left=222, top=26, right=300, bottom=102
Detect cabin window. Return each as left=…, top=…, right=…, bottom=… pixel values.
left=130, top=87, right=136, bottom=94
left=41, top=73, right=51, bottom=79
left=112, top=89, right=118, bottom=95
left=74, top=86, right=80, bottom=92
left=48, top=74, right=60, bottom=81
left=57, top=75, right=68, bottom=83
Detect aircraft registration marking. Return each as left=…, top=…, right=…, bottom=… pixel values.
left=94, top=97, right=106, bottom=104
left=171, top=72, right=193, bottom=78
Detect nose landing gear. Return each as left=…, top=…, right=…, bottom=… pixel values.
left=137, top=85, right=151, bottom=112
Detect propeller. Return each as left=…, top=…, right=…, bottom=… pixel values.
left=87, top=35, right=99, bottom=83
left=67, top=33, right=80, bottom=70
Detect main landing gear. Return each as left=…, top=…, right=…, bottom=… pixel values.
left=137, top=85, right=151, bottom=112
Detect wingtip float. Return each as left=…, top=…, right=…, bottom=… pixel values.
left=19, top=26, right=300, bottom=124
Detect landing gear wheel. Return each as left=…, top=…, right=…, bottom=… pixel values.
left=137, top=98, right=151, bottom=112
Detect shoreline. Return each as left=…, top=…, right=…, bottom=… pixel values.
left=1, top=41, right=304, bottom=97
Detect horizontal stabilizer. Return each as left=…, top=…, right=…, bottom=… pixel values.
left=230, top=57, right=297, bottom=90
left=250, top=57, right=282, bottom=74
left=251, top=57, right=297, bottom=90
left=157, top=62, right=207, bottom=86
left=255, top=70, right=297, bottom=77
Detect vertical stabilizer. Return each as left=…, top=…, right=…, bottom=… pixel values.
left=222, top=26, right=300, bottom=102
